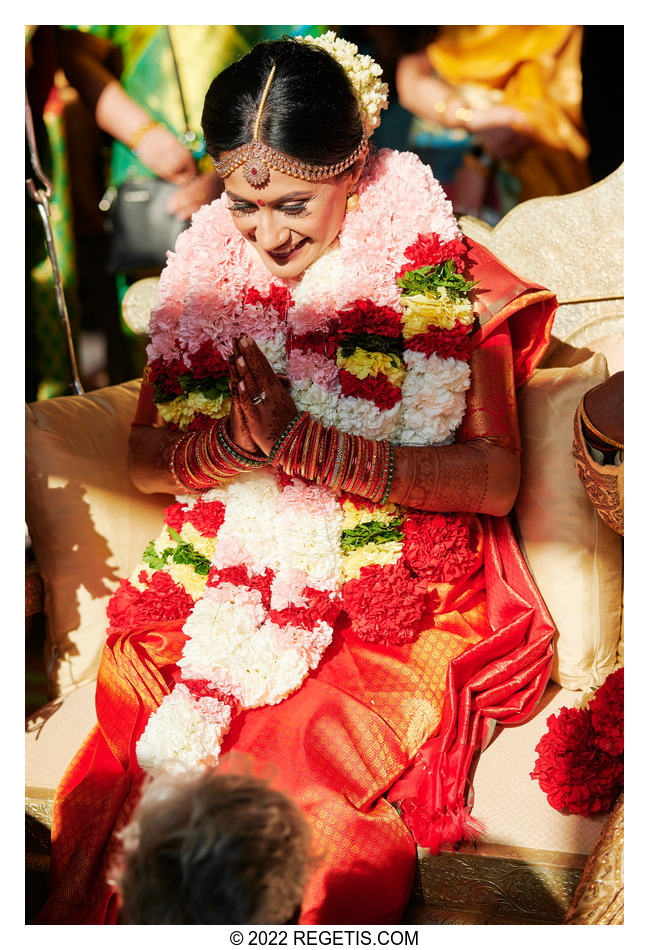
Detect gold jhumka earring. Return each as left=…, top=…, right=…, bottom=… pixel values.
left=345, top=190, right=360, bottom=212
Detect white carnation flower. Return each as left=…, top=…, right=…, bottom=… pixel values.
left=392, top=352, right=470, bottom=445
left=136, top=685, right=231, bottom=774
left=257, top=332, right=287, bottom=373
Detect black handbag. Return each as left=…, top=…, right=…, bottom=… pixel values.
left=101, top=27, right=199, bottom=274
left=102, top=178, right=190, bottom=273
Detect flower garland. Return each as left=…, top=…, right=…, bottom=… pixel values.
left=530, top=668, right=624, bottom=816
left=131, top=148, right=480, bottom=773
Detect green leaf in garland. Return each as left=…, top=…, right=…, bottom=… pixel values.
left=340, top=519, right=405, bottom=552
left=167, top=528, right=211, bottom=575
left=143, top=529, right=211, bottom=576
left=152, top=384, right=182, bottom=405
left=397, top=260, right=477, bottom=301
left=171, top=542, right=212, bottom=575
left=178, top=373, right=230, bottom=399
left=338, top=332, right=403, bottom=357
left=143, top=540, right=172, bottom=570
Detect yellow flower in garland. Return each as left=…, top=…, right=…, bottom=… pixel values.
left=400, top=286, right=473, bottom=337
left=337, top=347, right=406, bottom=387
left=341, top=540, right=403, bottom=581
left=158, top=392, right=231, bottom=428
left=341, top=499, right=404, bottom=530
left=150, top=526, right=176, bottom=558
left=167, top=562, right=210, bottom=602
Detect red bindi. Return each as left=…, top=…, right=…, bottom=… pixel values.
left=257, top=199, right=265, bottom=206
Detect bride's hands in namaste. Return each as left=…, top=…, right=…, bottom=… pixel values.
left=227, top=358, right=258, bottom=455
left=229, top=334, right=297, bottom=456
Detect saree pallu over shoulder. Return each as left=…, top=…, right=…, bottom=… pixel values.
left=386, top=233, right=557, bottom=847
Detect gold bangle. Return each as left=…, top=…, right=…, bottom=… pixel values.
left=129, top=119, right=161, bottom=153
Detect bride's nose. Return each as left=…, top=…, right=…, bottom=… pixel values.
left=255, top=211, right=291, bottom=251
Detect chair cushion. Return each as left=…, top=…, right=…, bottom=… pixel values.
left=514, top=355, right=622, bottom=691
left=25, top=680, right=98, bottom=828
left=25, top=381, right=171, bottom=696
left=470, top=683, right=607, bottom=855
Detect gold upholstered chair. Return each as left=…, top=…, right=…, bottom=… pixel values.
left=25, top=166, right=624, bottom=924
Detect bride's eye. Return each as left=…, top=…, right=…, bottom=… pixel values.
left=228, top=203, right=256, bottom=215
left=280, top=203, right=309, bottom=216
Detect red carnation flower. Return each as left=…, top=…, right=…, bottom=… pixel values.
left=186, top=413, right=218, bottom=432
left=150, top=353, right=188, bottom=382
left=402, top=511, right=478, bottom=583
left=399, top=233, right=467, bottom=276
left=107, top=571, right=195, bottom=634
left=530, top=706, right=623, bottom=816
left=164, top=502, right=187, bottom=534
left=590, top=667, right=624, bottom=757
left=336, top=299, right=403, bottom=338
left=337, top=493, right=385, bottom=514
left=244, top=284, right=292, bottom=314
left=184, top=499, right=226, bottom=537
left=269, top=587, right=341, bottom=631
left=178, top=676, right=239, bottom=711
left=187, top=341, right=229, bottom=379
left=163, top=499, right=226, bottom=537
left=338, top=368, right=402, bottom=410
left=288, top=328, right=337, bottom=360
left=342, top=562, right=428, bottom=645
left=207, top=565, right=274, bottom=610
left=149, top=355, right=186, bottom=397
left=405, top=324, right=472, bottom=362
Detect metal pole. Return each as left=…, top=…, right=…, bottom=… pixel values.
left=25, top=87, right=84, bottom=395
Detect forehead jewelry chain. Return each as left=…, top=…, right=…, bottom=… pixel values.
left=240, top=64, right=277, bottom=188
left=214, top=60, right=368, bottom=185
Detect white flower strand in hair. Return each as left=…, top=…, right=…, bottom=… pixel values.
left=300, top=32, right=389, bottom=135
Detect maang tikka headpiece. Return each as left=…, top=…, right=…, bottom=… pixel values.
left=213, top=32, right=388, bottom=188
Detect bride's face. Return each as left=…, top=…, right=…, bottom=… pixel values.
left=224, top=165, right=353, bottom=279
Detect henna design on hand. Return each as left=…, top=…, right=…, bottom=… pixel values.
left=391, top=444, right=488, bottom=511
left=231, top=334, right=297, bottom=455
left=227, top=370, right=257, bottom=454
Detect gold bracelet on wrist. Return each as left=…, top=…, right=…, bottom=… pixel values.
left=129, top=119, right=161, bottom=153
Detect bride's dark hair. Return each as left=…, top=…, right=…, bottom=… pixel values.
left=201, top=38, right=364, bottom=167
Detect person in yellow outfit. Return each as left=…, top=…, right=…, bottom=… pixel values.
left=397, top=25, right=591, bottom=220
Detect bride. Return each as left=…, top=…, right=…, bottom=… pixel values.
left=42, top=33, right=556, bottom=924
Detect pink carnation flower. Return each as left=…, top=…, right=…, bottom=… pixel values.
left=287, top=349, right=339, bottom=389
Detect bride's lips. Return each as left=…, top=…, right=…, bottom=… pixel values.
left=267, top=237, right=309, bottom=264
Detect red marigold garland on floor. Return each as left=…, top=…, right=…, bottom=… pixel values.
left=530, top=667, right=624, bottom=816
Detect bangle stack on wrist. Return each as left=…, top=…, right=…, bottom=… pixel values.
left=270, top=412, right=394, bottom=504
left=170, top=419, right=267, bottom=493
left=129, top=118, right=162, bottom=154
